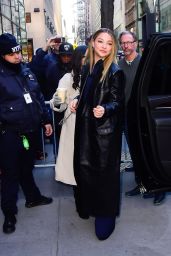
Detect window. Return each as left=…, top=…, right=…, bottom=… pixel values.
left=25, top=12, right=31, bottom=23
left=148, top=43, right=171, bottom=96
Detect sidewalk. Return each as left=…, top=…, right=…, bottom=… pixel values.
left=0, top=166, right=170, bottom=256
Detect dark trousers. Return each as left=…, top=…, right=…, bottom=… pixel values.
left=124, top=118, right=141, bottom=185
left=0, top=130, right=41, bottom=216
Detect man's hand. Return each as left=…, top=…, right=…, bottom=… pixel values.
left=44, top=124, right=53, bottom=136
left=42, top=36, right=61, bottom=52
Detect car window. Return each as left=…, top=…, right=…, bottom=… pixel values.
left=148, top=43, right=171, bottom=96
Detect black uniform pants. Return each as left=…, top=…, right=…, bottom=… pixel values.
left=0, top=130, right=42, bottom=216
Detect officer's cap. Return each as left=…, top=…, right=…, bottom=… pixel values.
left=0, top=33, right=21, bottom=56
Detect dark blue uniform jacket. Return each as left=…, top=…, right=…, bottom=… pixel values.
left=0, top=62, right=51, bottom=133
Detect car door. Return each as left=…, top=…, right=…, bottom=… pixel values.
left=128, top=33, right=171, bottom=193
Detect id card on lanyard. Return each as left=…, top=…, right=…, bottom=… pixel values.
left=15, top=68, right=34, bottom=104
left=24, top=92, right=32, bottom=104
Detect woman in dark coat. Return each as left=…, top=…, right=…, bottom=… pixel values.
left=70, top=28, right=125, bottom=240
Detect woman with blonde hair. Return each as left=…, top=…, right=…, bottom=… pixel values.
left=70, top=28, right=125, bottom=240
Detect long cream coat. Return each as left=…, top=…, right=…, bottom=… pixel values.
left=50, top=72, right=79, bottom=185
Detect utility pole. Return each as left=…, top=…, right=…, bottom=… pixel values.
left=101, top=0, right=114, bottom=30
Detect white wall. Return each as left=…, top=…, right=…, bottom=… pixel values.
left=114, top=0, right=125, bottom=36
left=89, top=0, right=101, bottom=34
left=52, top=0, right=62, bottom=36
left=25, top=0, right=61, bottom=50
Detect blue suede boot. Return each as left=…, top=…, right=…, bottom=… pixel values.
left=95, top=217, right=116, bottom=240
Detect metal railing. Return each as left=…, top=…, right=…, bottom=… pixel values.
left=34, top=103, right=132, bottom=170
left=120, top=132, right=132, bottom=172
left=34, top=101, right=57, bottom=168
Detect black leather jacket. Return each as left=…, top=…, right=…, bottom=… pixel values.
left=74, top=61, right=125, bottom=216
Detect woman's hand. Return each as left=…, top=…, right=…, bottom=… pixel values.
left=44, top=124, right=53, bottom=136
left=93, top=105, right=105, bottom=118
left=53, top=94, right=62, bottom=106
left=70, top=99, right=78, bottom=113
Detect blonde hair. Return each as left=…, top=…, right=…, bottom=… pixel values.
left=85, top=28, right=117, bottom=82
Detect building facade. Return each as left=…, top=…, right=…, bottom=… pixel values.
left=0, top=0, right=28, bottom=60
left=89, top=0, right=101, bottom=34
left=73, top=0, right=91, bottom=45
left=136, top=0, right=171, bottom=50
left=158, top=0, right=171, bottom=32
left=114, top=0, right=125, bottom=38
left=25, top=0, right=62, bottom=61
left=124, top=0, right=137, bottom=32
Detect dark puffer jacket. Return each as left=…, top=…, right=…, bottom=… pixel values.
left=0, top=61, right=50, bottom=133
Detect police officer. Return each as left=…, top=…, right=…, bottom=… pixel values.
left=0, top=33, right=53, bottom=234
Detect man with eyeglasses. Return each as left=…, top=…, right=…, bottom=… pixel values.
left=118, top=31, right=165, bottom=205
left=118, top=31, right=141, bottom=108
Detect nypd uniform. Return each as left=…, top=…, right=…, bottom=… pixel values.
left=0, top=33, right=52, bottom=232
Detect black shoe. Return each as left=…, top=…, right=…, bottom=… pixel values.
left=78, top=212, right=89, bottom=219
left=95, top=217, right=115, bottom=240
left=3, top=215, right=16, bottom=234
left=153, top=192, right=166, bottom=206
left=125, top=185, right=141, bottom=197
left=143, top=192, right=154, bottom=199
left=25, top=196, right=53, bottom=208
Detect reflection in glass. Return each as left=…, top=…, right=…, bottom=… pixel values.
left=0, top=22, right=2, bottom=34
left=1, top=0, right=11, bottom=19
left=19, top=2, right=26, bottom=30
left=0, top=0, right=28, bottom=61
left=2, top=16, right=12, bottom=33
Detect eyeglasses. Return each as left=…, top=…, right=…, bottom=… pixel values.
left=120, top=41, right=135, bottom=47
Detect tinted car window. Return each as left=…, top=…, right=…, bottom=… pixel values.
left=148, top=43, right=171, bottom=96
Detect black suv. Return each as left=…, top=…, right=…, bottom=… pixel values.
left=127, top=33, right=171, bottom=193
